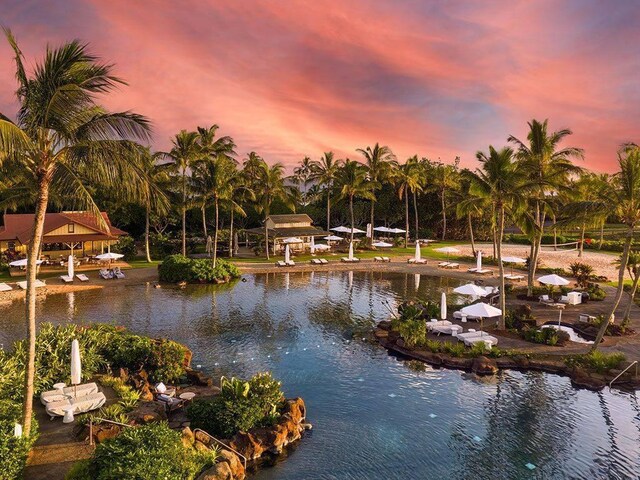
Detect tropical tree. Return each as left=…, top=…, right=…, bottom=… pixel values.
left=293, top=156, right=314, bottom=204
left=426, top=159, right=459, bottom=240
left=508, top=119, right=584, bottom=295
left=357, top=143, right=395, bottom=232
left=0, top=30, right=152, bottom=435
left=455, top=174, right=487, bottom=257
left=308, top=151, right=343, bottom=230
left=138, top=147, right=170, bottom=262
left=338, top=159, right=377, bottom=244
left=465, top=146, right=524, bottom=329
left=394, top=156, right=422, bottom=247
left=166, top=130, right=202, bottom=255
left=620, top=250, right=640, bottom=322
left=226, top=169, right=252, bottom=258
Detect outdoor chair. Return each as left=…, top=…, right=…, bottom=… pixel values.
left=444, top=263, right=460, bottom=269
left=539, top=294, right=552, bottom=303
left=0, top=283, right=12, bottom=292
left=40, top=382, right=99, bottom=405
left=60, top=275, right=73, bottom=283
left=76, top=274, right=89, bottom=282
left=45, top=392, right=106, bottom=418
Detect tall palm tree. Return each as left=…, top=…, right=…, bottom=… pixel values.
left=455, top=174, right=487, bottom=257
left=166, top=130, right=201, bottom=256
left=508, top=119, right=584, bottom=295
left=138, top=147, right=170, bottom=263
left=253, top=161, right=296, bottom=259
left=308, top=151, right=343, bottom=230
left=357, top=143, right=395, bottom=233
left=426, top=159, right=459, bottom=240
left=338, top=159, right=377, bottom=244
left=0, top=30, right=152, bottom=435
left=226, top=169, right=252, bottom=258
left=394, top=156, right=422, bottom=247
left=617, top=250, right=640, bottom=322
left=465, top=146, right=524, bottom=329
left=293, top=156, right=314, bottom=203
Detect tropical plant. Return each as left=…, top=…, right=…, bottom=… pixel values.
left=0, top=29, right=152, bottom=435
left=357, top=143, right=395, bottom=231
left=308, top=151, right=343, bottom=230
left=394, top=156, right=423, bottom=247
left=618, top=250, right=640, bottom=322
left=338, top=159, right=376, bottom=244
left=568, top=262, right=594, bottom=288
left=0, top=399, right=38, bottom=480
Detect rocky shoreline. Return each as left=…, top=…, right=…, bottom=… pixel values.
left=374, top=321, right=640, bottom=391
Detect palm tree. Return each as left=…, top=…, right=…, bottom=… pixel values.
left=138, top=147, right=170, bottom=263
left=226, top=169, right=252, bottom=258
left=338, top=159, right=377, bottom=244
left=465, top=146, right=524, bottom=329
left=253, top=161, right=296, bottom=259
left=426, top=159, right=459, bottom=240
left=293, top=156, right=314, bottom=203
left=508, top=119, right=584, bottom=295
left=455, top=174, right=487, bottom=257
left=357, top=143, right=395, bottom=233
left=394, top=156, right=422, bottom=247
left=166, top=130, right=201, bottom=256
left=617, top=250, right=640, bottom=322
left=308, top=151, right=343, bottom=230
left=0, top=30, right=152, bottom=435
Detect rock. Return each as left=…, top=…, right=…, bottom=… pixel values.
left=218, top=449, right=245, bottom=480
left=183, top=347, right=193, bottom=368
left=281, top=398, right=306, bottom=424
left=374, top=329, right=389, bottom=339
left=195, top=430, right=213, bottom=446
left=570, top=367, right=605, bottom=391
left=130, top=401, right=167, bottom=424
left=181, top=427, right=195, bottom=449
left=472, top=356, right=498, bottom=375
left=186, top=367, right=214, bottom=387
left=93, top=424, right=122, bottom=443
left=197, top=461, right=233, bottom=480
left=377, top=321, right=392, bottom=331
left=229, top=431, right=265, bottom=461
left=442, top=356, right=472, bottom=370
left=194, top=440, right=210, bottom=452
left=139, top=383, right=154, bottom=402
left=396, top=338, right=406, bottom=348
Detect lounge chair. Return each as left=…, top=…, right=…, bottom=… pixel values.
left=374, top=256, right=383, bottom=262
left=426, top=320, right=452, bottom=331
left=0, top=283, right=12, bottom=292
left=311, top=259, right=322, bottom=265
left=444, top=263, right=460, bottom=269
left=99, top=269, right=113, bottom=279
left=438, top=262, right=450, bottom=268
left=407, top=258, right=426, bottom=264
left=46, top=392, right=106, bottom=418
left=16, top=279, right=46, bottom=289
left=40, top=382, right=99, bottom=405
left=156, top=393, right=186, bottom=413
left=114, top=268, right=125, bottom=279
left=462, top=335, right=497, bottom=348
left=453, top=311, right=480, bottom=321
left=341, top=257, right=360, bottom=263
left=559, top=295, right=570, bottom=304
left=275, top=261, right=286, bottom=267
left=432, top=324, right=463, bottom=336
left=76, top=274, right=89, bottom=282
left=470, top=268, right=493, bottom=275
left=60, top=275, right=73, bottom=283
left=504, top=274, right=524, bottom=280
left=539, top=294, right=552, bottom=303
left=285, top=261, right=295, bottom=267
left=319, top=258, right=329, bottom=264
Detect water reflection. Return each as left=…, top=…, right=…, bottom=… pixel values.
left=0, top=271, right=639, bottom=479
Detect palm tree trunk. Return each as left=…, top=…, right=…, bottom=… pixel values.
left=404, top=188, right=409, bottom=248
left=202, top=205, right=207, bottom=238
left=552, top=213, right=557, bottom=251
left=623, top=272, right=640, bottom=321
left=497, top=205, right=506, bottom=330
left=370, top=200, right=375, bottom=236
left=599, top=221, right=605, bottom=249
left=145, top=204, right=151, bottom=263
left=468, top=214, right=476, bottom=257
left=440, top=190, right=446, bottom=241
left=181, top=169, right=186, bottom=256
left=413, top=190, right=419, bottom=242
left=213, top=199, right=218, bottom=268
left=578, top=222, right=586, bottom=257
left=23, top=174, right=51, bottom=435
left=326, top=193, right=331, bottom=231
left=229, top=209, right=234, bottom=258
left=592, top=228, right=632, bottom=350
left=350, top=195, right=355, bottom=245
left=264, top=214, right=270, bottom=261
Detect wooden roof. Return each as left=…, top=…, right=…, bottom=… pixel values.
left=267, top=214, right=313, bottom=225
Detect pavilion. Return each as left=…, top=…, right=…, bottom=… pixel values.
left=245, top=214, right=330, bottom=254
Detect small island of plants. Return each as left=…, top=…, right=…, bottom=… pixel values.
left=158, top=254, right=241, bottom=284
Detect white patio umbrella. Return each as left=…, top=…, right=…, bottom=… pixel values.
left=324, top=235, right=343, bottom=241
left=282, top=237, right=303, bottom=244
left=414, top=241, right=421, bottom=262
left=332, top=226, right=365, bottom=234
left=440, top=292, right=447, bottom=320
left=435, top=246, right=460, bottom=259
left=388, top=228, right=406, bottom=234
left=95, top=252, right=124, bottom=261
left=453, top=283, right=489, bottom=297
left=372, top=241, right=393, bottom=248
left=284, top=244, right=291, bottom=264
left=70, top=339, right=81, bottom=396
left=67, top=255, right=74, bottom=279
left=538, top=273, right=570, bottom=302
left=9, top=259, right=43, bottom=267
left=476, top=251, right=482, bottom=271
left=460, top=302, right=502, bottom=336
left=373, top=226, right=391, bottom=232
left=348, top=242, right=354, bottom=261
left=502, top=256, right=526, bottom=275
left=313, top=243, right=330, bottom=251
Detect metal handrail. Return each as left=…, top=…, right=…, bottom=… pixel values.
left=609, top=360, right=638, bottom=390
left=88, top=417, right=132, bottom=446
left=193, top=428, right=247, bottom=470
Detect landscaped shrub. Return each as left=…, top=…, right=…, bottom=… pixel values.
left=158, top=254, right=240, bottom=283
left=521, top=326, right=569, bottom=346
left=586, top=283, right=606, bottom=301
left=66, top=422, right=217, bottom=480
left=187, top=372, right=284, bottom=438
left=505, top=305, right=537, bottom=331
left=569, top=262, right=594, bottom=288
left=112, top=235, right=137, bottom=261
left=565, top=351, right=626, bottom=373
left=396, top=319, right=427, bottom=348
left=0, top=399, right=38, bottom=480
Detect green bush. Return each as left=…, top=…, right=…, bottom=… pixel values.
left=396, top=319, right=427, bottom=348
left=586, top=283, right=606, bottom=301
left=112, top=235, right=137, bottom=261
left=158, top=254, right=194, bottom=283
left=522, top=326, right=569, bottom=346
left=569, top=262, right=594, bottom=287
left=565, top=351, right=626, bottom=373
left=0, top=399, right=38, bottom=480
left=67, top=422, right=216, bottom=480
left=187, top=372, right=284, bottom=438
left=158, top=255, right=239, bottom=284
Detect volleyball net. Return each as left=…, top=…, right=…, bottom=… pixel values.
left=539, top=241, right=579, bottom=252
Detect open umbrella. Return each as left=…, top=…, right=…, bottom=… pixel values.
left=324, top=235, right=343, bottom=241
left=388, top=228, right=406, bottom=234
left=282, top=237, right=303, bottom=244
left=70, top=339, right=81, bottom=397
left=440, top=292, right=447, bottom=320
left=373, top=226, right=391, bottom=232
left=502, top=256, right=526, bottom=275
left=414, top=241, right=421, bottom=262
left=9, top=259, right=43, bottom=267
left=460, top=302, right=502, bottom=335
left=372, top=241, right=393, bottom=248
left=95, top=252, right=124, bottom=261
left=331, top=226, right=365, bottom=234
left=435, top=246, right=460, bottom=257
left=453, top=283, right=489, bottom=297
left=313, top=243, right=331, bottom=251
left=538, top=273, right=570, bottom=302
left=348, top=242, right=354, bottom=261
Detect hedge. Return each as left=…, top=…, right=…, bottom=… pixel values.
left=158, top=255, right=240, bottom=284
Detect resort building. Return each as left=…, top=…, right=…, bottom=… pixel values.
left=246, top=214, right=330, bottom=253
left=0, top=211, right=126, bottom=259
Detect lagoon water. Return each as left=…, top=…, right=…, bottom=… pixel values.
left=1, top=271, right=639, bottom=479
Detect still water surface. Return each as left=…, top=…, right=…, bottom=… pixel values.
left=1, top=271, right=639, bottom=479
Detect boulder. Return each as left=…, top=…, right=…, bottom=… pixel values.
left=93, top=424, right=122, bottom=443
left=186, top=367, right=214, bottom=387
left=130, top=401, right=167, bottom=424
left=374, top=329, right=389, bottom=340
left=377, top=321, right=392, bottom=331
left=195, top=429, right=213, bottom=446
left=181, top=426, right=195, bottom=449
left=218, top=449, right=245, bottom=480
left=570, top=367, right=605, bottom=391
left=229, top=431, right=265, bottom=461
left=442, top=356, right=472, bottom=370
left=197, top=461, right=233, bottom=480
left=183, top=347, right=193, bottom=368
left=281, top=398, right=306, bottom=424
left=472, top=356, right=498, bottom=375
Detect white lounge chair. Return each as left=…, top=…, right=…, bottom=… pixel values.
left=99, top=269, right=113, bottom=279
left=539, top=294, right=552, bottom=303
left=319, top=258, right=329, bottom=264
left=559, top=295, right=570, bottom=304
left=432, top=324, right=463, bottom=336
left=285, top=261, right=295, bottom=267
left=408, top=258, right=426, bottom=264
left=453, top=311, right=480, bottom=321
left=275, top=261, right=286, bottom=267
left=504, top=274, right=524, bottom=280
left=40, top=382, right=99, bottom=405
left=76, top=274, right=89, bottom=282
left=60, top=275, right=73, bottom=283
left=46, top=392, right=106, bottom=418
left=472, top=268, right=493, bottom=275
left=311, top=259, right=321, bottom=265
left=462, top=335, right=497, bottom=348
left=426, top=320, right=452, bottom=331
left=16, top=279, right=46, bottom=289
left=444, top=263, right=460, bottom=269
left=438, top=262, right=450, bottom=268
left=113, top=268, right=125, bottom=279
left=0, top=282, right=12, bottom=292
left=341, top=257, right=360, bottom=263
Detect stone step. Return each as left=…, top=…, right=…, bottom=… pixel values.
left=28, top=441, right=95, bottom=466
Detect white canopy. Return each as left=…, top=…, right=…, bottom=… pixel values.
left=95, top=252, right=124, bottom=260
left=460, top=302, right=502, bottom=318
left=331, top=226, right=365, bottom=234
left=435, top=247, right=460, bottom=254
left=313, top=243, right=331, bottom=251
left=387, top=228, right=406, bottom=234
left=502, top=256, right=526, bottom=264
left=282, top=237, right=304, bottom=244
left=324, top=235, right=343, bottom=241
left=538, top=274, right=570, bottom=286
left=9, top=259, right=43, bottom=267
left=372, top=241, right=393, bottom=248
left=453, top=283, right=488, bottom=296
left=373, top=226, right=391, bottom=232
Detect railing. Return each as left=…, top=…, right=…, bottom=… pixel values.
left=193, top=428, right=247, bottom=470
left=609, top=361, right=638, bottom=390
left=88, top=417, right=132, bottom=446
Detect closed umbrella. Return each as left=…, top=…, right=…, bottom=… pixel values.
left=284, top=244, right=291, bottom=264
left=70, top=339, right=81, bottom=396
left=310, top=236, right=315, bottom=254
left=67, top=255, right=74, bottom=279
left=414, top=241, right=421, bottom=262
left=476, top=251, right=482, bottom=271
left=460, top=302, right=502, bottom=335
left=348, top=242, right=354, bottom=261
left=440, top=292, right=447, bottom=320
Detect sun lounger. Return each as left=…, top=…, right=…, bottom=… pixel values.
left=46, top=392, right=106, bottom=417
left=539, top=294, right=552, bottom=303
left=114, top=270, right=125, bottom=279
left=99, top=269, right=113, bottom=279
left=432, top=324, right=463, bottom=336
left=444, top=263, right=459, bottom=269
left=438, top=262, right=450, bottom=268
left=76, top=274, right=89, bottom=282
left=60, top=275, right=73, bottom=283
left=470, top=268, right=493, bottom=275
left=275, top=261, right=286, bottom=267
left=426, top=320, right=452, bottom=331
left=16, top=279, right=46, bottom=289
left=40, top=382, right=99, bottom=405
left=319, top=258, right=329, bottom=264
left=311, top=259, right=322, bottom=265
left=462, top=335, right=497, bottom=348
left=285, top=261, right=295, bottom=267
left=453, top=311, right=480, bottom=321
left=408, top=258, right=426, bottom=264
left=559, top=295, right=570, bottom=304
left=0, top=283, right=12, bottom=292
left=504, top=274, right=524, bottom=280
left=341, top=257, right=360, bottom=263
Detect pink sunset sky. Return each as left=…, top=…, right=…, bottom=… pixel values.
left=1, top=0, right=639, bottom=172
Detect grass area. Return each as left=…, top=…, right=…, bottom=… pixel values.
left=127, top=258, right=161, bottom=269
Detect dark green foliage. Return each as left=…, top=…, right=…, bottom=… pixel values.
left=0, top=400, right=38, bottom=480
left=504, top=305, right=537, bottom=330
left=158, top=254, right=240, bottom=283
left=521, top=326, right=569, bottom=346
left=586, top=283, right=606, bottom=301
left=112, top=235, right=137, bottom=261
left=187, top=372, right=284, bottom=438
left=67, top=423, right=216, bottom=480
left=569, top=262, right=594, bottom=287
left=396, top=319, right=426, bottom=348
left=565, top=351, right=626, bottom=373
